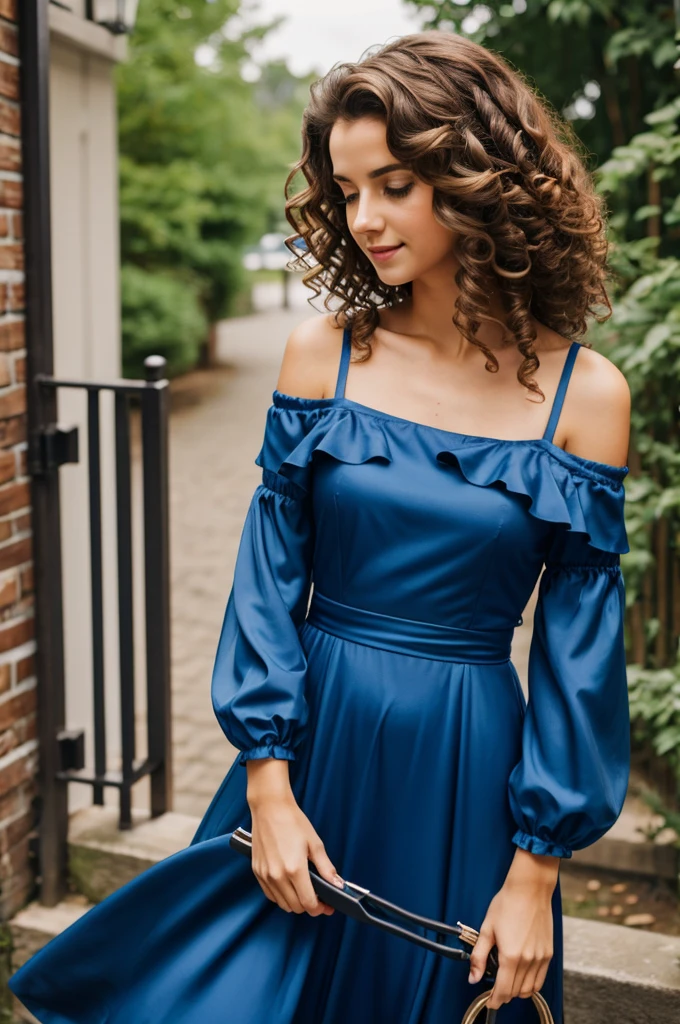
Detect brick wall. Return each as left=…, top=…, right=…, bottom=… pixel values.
left=0, top=0, right=38, bottom=921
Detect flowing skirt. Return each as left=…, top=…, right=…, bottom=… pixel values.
left=9, top=617, right=563, bottom=1023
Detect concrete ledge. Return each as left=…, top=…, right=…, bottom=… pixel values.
left=563, top=915, right=680, bottom=1021
left=10, top=897, right=92, bottom=971
left=9, top=896, right=94, bottom=1023
left=571, top=835, right=679, bottom=881
left=68, top=806, right=200, bottom=903
left=571, top=798, right=679, bottom=881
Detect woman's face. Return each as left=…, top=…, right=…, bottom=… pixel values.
left=328, top=116, right=457, bottom=286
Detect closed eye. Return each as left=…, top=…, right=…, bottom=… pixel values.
left=338, top=183, right=414, bottom=205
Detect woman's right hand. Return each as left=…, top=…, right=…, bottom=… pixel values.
left=246, top=760, right=344, bottom=916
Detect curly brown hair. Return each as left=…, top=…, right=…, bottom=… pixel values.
left=283, top=30, right=613, bottom=400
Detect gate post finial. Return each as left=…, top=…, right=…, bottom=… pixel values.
left=144, top=355, right=167, bottom=383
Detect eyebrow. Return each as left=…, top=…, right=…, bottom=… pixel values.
left=331, top=162, right=409, bottom=182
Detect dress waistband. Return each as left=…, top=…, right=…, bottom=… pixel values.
left=305, top=591, right=513, bottom=664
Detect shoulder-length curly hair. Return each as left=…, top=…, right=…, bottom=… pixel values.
left=283, top=30, right=612, bottom=400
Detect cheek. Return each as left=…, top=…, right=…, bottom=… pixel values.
left=404, top=200, right=454, bottom=254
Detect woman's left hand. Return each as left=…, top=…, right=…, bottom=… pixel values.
left=467, top=850, right=559, bottom=1011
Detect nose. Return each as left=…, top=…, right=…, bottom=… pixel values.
left=351, top=191, right=385, bottom=234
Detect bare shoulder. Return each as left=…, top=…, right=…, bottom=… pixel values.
left=563, top=343, right=631, bottom=467
left=275, top=313, right=346, bottom=399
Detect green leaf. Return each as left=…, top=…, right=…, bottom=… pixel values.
left=633, top=205, right=662, bottom=221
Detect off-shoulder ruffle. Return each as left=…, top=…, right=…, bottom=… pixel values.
left=255, top=400, right=393, bottom=488
left=436, top=440, right=629, bottom=555
left=256, top=393, right=629, bottom=555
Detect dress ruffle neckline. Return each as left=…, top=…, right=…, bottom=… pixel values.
left=256, top=392, right=629, bottom=555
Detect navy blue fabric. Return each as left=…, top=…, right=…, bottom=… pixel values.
left=542, top=342, right=580, bottom=443
left=9, top=338, right=631, bottom=1024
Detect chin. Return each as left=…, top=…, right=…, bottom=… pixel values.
left=376, top=268, right=412, bottom=287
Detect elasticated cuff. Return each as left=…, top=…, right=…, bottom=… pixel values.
left=237, top=745, right=296, bottom=765
left=511, top=829, right=572, bottom=859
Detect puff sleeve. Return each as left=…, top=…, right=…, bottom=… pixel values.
left=508, top=519, right=630, bottom=860
left=210, top=404, right=315, bottom=765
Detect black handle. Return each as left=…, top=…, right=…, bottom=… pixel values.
left=228, top=826, right=499, bottom=979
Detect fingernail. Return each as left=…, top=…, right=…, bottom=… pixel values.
left=468, top=971, right=477, bottom=984
left=333, top=874, right=344, bottom=887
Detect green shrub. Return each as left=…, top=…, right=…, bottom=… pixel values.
left=120, top=265, right=207, bottom=378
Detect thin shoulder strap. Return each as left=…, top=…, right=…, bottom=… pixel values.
left=542, top=341, right=581, bottom=443
left=334, top=324, right=352, bottom=399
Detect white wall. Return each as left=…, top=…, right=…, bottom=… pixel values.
left=49, top=37, right=144, bottom=815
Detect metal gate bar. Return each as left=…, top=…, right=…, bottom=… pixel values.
left=35, top=367, right=173, bottom=834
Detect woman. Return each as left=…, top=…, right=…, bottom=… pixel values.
left=9, top=30, right=630, bottom=1024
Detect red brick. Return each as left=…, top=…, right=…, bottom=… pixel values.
left=0, top=62, right=18, bottom=102
left=0, top=98, right=18, bottom=136
left=0, top=574, right=16, bottom=607
left=11, top=210, right=20, bottom=238
left=0, top=416, right=25, bottom=446
left=14, top=711, right=36, bottom=746
left=0, top=1, right=17, bottom=22
left=0, top=616, right=32, bottom=654
left=17, top=448, right=24, bottom=476
left=19, top=564, right=32, bottom=593
left=0, top=726, right=16, bottom=756
left=0, top=23, right=17, bottom=58
left=7, top=281, right=21, bottom=310
left=0, top=537, right=31, bottom=573
left=0, top=319, right=21, bottom=350
left=0, top=450, right=12, bottom=486
left=0, top=387, right=24, bottom=419
left=0, top=480, right=28, bottom=516
left=0, top=749, right=37, bottom=794
left=13, top=595, right=32, bottom=617
left=0, top=832, right=30, bottom=880
left=13, top=512, right=29, bottom=534
left=0, top=662, right=9, bottom=694
left=0, top=213, right=9, bottom=238
left=0, top=421, right=24, bottom=452
left=0, top=809, right=35, bottom=856
left=0, top=244, right=22, bottom=270
left=0, top=353, right=10, bottom=387
left=0, top=782, right=25, bottom=822
left=0, top=689, right=35, bottom=733
left=12, top=353, right=23, bottom=382
left=16, top=654, right=34, bottom=682
left=0, top=140, right=19, bottom=173
left=0, top=179, right=21, bottom=208
left=1, top=865, right=36, bottom=919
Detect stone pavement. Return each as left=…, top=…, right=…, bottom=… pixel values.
left=165, top=286, right=536, bottom=817
left=167, top=302, right=316, bottom=815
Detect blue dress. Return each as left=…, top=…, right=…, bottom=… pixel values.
left=9, top=327, right=630, bottom=1024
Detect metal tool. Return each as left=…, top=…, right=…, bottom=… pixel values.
left=229, top=825, right=505, bottom=1022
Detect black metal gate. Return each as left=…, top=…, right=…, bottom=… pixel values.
left=21, top=0, right=172, bottom=907
left=29, top=360, right=173, bottom=829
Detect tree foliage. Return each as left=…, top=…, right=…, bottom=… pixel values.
left=119, top=0, right=313, bottom=374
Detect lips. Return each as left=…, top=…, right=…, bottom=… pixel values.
left=368, top=245, right=403, bottom=253
left=368, top=244, right=405, bottom=262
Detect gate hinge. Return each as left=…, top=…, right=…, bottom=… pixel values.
left=57, top=728, right=85, bottom=772
left=29, top=424, right=79, bottom=476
